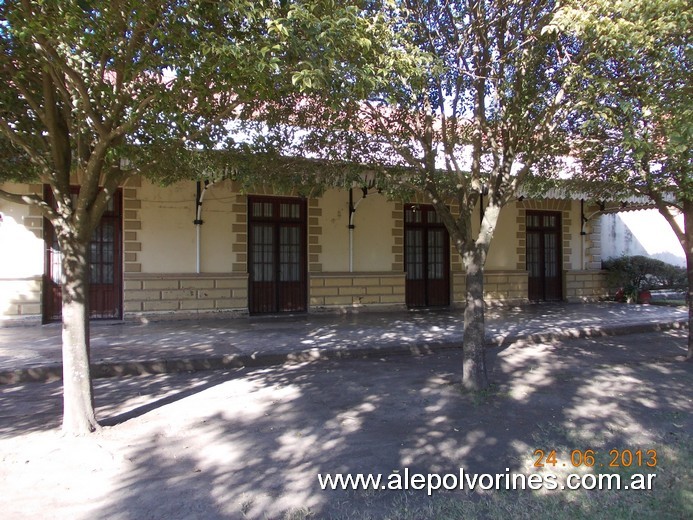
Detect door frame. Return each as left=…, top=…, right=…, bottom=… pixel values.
left=526, top=210, right=563, bottom=301
left=43, top=186, right=123, bottom=322
left=403, top=203, right=451, bottom=308
left=247, top=195, right=308, bottom=314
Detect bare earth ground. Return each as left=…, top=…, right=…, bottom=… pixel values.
left=0, top=330, right=691, bottom=519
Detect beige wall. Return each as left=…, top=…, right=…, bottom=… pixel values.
left=136, top=179, right=244, bottom=274
left=486, top=202, right=520, bottom=270
left=318, top=189, right=349, bottom=272
left=0, top=183, right=44, bottom=278
left=353, top=192, right=397, bottom=272
left=317, top=189, right=397, bottom=273
left=137, top=180, right=198, bottom=273
left=0, top=183, right=44, bottom=322
left=0, top=176, right=609, bottom=321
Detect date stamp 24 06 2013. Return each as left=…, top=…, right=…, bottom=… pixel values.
left=533, top=448, right=658, bottom=469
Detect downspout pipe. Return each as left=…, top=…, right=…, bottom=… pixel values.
left=194, top=180, right=214, bottom=274
left=348, top=187, right=368, bottom=273
left=580, top=199, right=587, bottom=270
left=579, top=199, right=608, bottom=271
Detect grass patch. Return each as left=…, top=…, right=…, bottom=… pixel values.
left=649, top=300, right=687, bottom=307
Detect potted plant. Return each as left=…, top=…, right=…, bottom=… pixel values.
left=604, top=256, right=659, bottom=304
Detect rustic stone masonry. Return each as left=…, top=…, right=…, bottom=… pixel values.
left=452, top=270, right=529, bottom=305
left=391, top=201, right=404, bottom=272
left=122, top=176, right=142, bottom=274
left=308, top=198, right=322, bottom=273
left=0, top=276, right=42, bottom=320
left=584, top=203, right=603, bottom=270
left=309, top=272, right=406, bottom=308
left=230, top=186, right=248, bottom=273
left=564, top=270, right=609, bottom=302
left=123, top=273, right=248, bottom=316
left=24, top=184, right=44, bottom=240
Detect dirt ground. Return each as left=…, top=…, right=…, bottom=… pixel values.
left=1, top=330, right=691, bottom=519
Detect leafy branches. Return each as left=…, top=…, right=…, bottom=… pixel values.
left=553, top=0, right=692, bottom=209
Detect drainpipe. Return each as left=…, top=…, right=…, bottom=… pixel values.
left=194, top=180, right=214, bottom=274
left=348, top=187, right=368, bottom=273
left=580, top=199, right=587, bottom=270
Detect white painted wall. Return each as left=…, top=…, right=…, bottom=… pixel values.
left=600, top=209, right=685, bottom=267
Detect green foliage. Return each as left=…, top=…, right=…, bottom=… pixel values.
left=603, top=255, right=687, bottom=296
left=0, top=0, right=383, bottom=195
left=287, top=1, right=574, bottom=243
left=552, top=0, right=692, bottom=207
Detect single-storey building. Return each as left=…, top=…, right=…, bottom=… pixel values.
left=0, top=176, right=609, bottom=324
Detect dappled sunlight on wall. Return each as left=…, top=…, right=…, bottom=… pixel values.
left=0, top=209, right=44, bottom=320
left=601, top=210, right=685, bottom=267
left=0, top=210, right=44, bottom=278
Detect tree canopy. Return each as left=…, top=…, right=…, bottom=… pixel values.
left=552, top=0, right=691, bottom=221
left=0, top=1, right=386, bottom=194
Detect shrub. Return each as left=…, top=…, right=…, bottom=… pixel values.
left=602, top=255, right=687, bottom=301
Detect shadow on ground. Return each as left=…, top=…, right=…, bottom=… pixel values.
left=0, top=330, right=691, bottom=519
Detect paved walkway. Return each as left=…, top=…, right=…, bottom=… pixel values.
left=0, top=303, right=687, bottom=384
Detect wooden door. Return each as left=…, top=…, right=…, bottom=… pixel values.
left=404, top=204, right=450, bottom=308
left=526, top=211, right=562, bottom=301
left=44, top=188, right=122, bottom=321
left=248, top=196, right=307, bottom=314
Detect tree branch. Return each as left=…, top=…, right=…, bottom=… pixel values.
left=87, top=168, right=132, bottom=235
left=30, top=33, right=109, bottom=138
left=0, top=117, right=50, bottom=170
left=0, top=188, right=58, bottom=221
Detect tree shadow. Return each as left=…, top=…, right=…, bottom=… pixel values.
left=1, top=327, right=690, bottom=518
left=98, top=370, right=244, bottom=427
left=82, top=329, right=691, bottom=519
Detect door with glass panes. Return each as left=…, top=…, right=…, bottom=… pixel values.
left=404, top=204, right=450, bottom=308
left=248, top=196, right=307, bottom=314
left=526, top=211, right=563, bottom=301
left=43, top=187, right=122, bottom=321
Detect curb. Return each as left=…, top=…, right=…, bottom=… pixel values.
left=0, top=320, right=687, bottom=385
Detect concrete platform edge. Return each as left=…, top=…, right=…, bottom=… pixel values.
left=0, top=319, right=687, bottom=385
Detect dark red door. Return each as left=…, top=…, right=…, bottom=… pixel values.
left=526, top=211, right=562, bottom=301
left=404, top=204, right=450, bottom=308
left=248, top=196, right=307, bottom=314
left=44, top=188, right=122, bottom=321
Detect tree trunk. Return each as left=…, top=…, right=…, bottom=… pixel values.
left=59, top=234, right=99, bottom=433
left=462, top=248, right=490, bottom=390
left=686, top=256, right=692, bottom=361
left=685, top=205, right=692, bottom=361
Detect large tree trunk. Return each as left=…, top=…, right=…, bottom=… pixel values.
left=462, top=247, right=490, bottom=390
left=59, top=234, right=99, bottom=433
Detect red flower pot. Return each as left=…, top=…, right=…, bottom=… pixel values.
left=637, top=290, right=652, bottom=304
